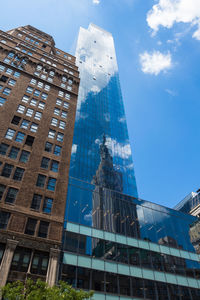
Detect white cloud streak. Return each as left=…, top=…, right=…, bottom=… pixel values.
left=147, top=0, right=200, bottom=40
left=93, top=0, right=100, bottom=4
left=140, top=51, right=172, bottom=75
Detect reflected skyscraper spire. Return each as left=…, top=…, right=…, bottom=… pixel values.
left=68, top=23, right=138, bottom=197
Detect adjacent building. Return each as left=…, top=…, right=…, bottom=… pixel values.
left=175, top=190, right=200, bottom=256
left=61, top=24, right=200, bottom=299
left=0, top=25, right=79, bottom=286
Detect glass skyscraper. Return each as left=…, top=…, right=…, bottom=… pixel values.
left=61, top=24, right=200, bottom=299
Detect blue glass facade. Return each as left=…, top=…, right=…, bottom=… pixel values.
left=62, top=24, right=200, bottom=299
left=68, top=23, right=138, bottom=198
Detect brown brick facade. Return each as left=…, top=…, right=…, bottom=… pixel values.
left=0, top=25, right=79, bottom=286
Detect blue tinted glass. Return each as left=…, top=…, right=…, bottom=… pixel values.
left=15, top=132, right=25, bottom=143
left=54, top=145, right=61, bottom=156
left=47, top=178, right=56, bottom=191
left=43, top=197, right=53, bottom=213
left=68, top=24, right=137, bottom=198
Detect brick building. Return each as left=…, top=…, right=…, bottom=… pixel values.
left=0, top=25, right=79, bottom=286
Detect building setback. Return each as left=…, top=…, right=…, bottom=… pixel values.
left=61, top=24, right=200, bottom=299
left=0, top=25, right=79, bottom=286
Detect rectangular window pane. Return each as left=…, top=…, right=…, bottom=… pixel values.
left=53, top=145, right=62, bottom=156
left=15, top=132, right=25, bottom=143
left=34, top=111, right=42, bottom=120
left=8, top=147, right=20, bottom=159
left=47, top=177, right=56, bottom=191
left=34, top=90, right=40, bottom=97
left=0, top=211, right=10, bottom=229
left=41, top=157, right=50, bottom=169
left=38, top=221, right=49, bottom=238
left=22, top=95, right=29, bottom=103
left=0, top=143, right=9, bottom=156
left=12, top=116, right=21, bottom=125
left=41, top=93, right=48, bottom=100
left=26, top=108, right=34, bottom=117
left=59, top=121, right=66, bottom=129
left=51, top=118, right=58, bottom=126
left=5, top=129, right=16, bottom=140
left=19, top=150, right=30, bottom=163
left=36, top=174, right=46, bottom=188
left=38, top=102, right=45, bottom=109
left=25, top=218, right=37, bottom=235
left=30, top=123, right=38, bottom=133
left=0, top=97, right=6, bottom=106
left=50, top=160, right=59, bottom=172
left=5, top=187, right=18, bottom=204
left=31, top=194, right=42, bottom=211
left=57, top=132, right=64, bottom=142
left=1, top=163, right=14, bottom=178
left=17, top=105, right=25, bottom=114
left=30, top=99, right=37, bottom=106
left=26, top=86, right=33, bottom=94
left=20, top=120, right=30, bottom=130
left=48, top=130, right=55, bottom=139
left=56, top=99, right=62, bottom=106
left=8, top=79, right=16, bottom=86
left=13, top=167, right=24, bottom=181
left=45, top=142, right=53, bottom=152
left=43, top=197, right=53, bottom=214
left=3, top=87, right=11, bottom=96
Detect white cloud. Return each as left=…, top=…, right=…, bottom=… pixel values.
left=93, top=0, right=100, bottom=4
left=147, top=0, right=200, bottom=40
left=106, top=137, right=132, bottom=159
left=140, top=51, right=172, bottom=75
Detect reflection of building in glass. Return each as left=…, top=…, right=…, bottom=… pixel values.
left=92, top=135, right=140, bottom=237
left=62, top=24, right=200, bottom=299
left=189, top=220, right=200, bottom=254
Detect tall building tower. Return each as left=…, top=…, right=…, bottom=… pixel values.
left=62, top=25, right=200, bottom=299
left=0, top=25, right=79, bottom=286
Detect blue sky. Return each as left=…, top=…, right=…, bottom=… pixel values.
left=1, top=0, right=200, bottom=208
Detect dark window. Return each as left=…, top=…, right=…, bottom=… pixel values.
left=5, top=187, right=18, bottom=204
left=1, top=163, right=14, bottom=177
left=11, top=115, right=21, bottom=125
left=19, top=150, right=30, bottom=163
left=31, top=194, right=42, bottom=211
left=0, top=211, right=10, bottom=229
left=25, top=135, right=34, bottom=146
left=13, top=167, right=24, bottom=181
left=36, top=174, right=46, bottom=188
left=47, top=177, right=56, bottom=191
left=31, top=250, right=49, bottom=275
left=11, top=247, right=31, bottom=272
left=45, top=142, right=53, bottom=152
left=0, top=184, right=6, bottom=200
left=8, top=147, right=20, bottom=159
left=0, top=143, right=9, bottom=156
left=43, top=197, right=53, bottom=214
left=50, top=160, right=59, bottom=172
left=25, top=218, right=37, bottom=235
left=38, top=221, right=49, bottom=238
left=41, top=157, right=50, bottom=169
left=0, top=75, right=8, bottom=83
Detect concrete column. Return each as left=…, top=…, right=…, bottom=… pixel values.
left=46, top=248, right=60, bottom=287
left=0, top=239, right=18, bottom=287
